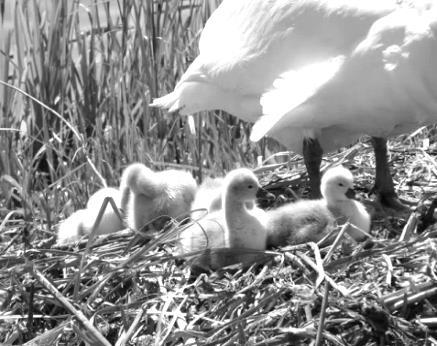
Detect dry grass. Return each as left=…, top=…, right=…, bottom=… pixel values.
left=2, top=136, right=437, bottom=345
left=2, top=0, right=437, bottom=345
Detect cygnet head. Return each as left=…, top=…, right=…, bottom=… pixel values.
left=121, top=163, right=159, bottom=197
left=321, top=165, right=355, bottom=203
left=224, top=168, right=260, bottom=202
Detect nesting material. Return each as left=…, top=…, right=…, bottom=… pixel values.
left=57, top=187, right=123, bottom=245
left=120, top=163, right=197, bottom=231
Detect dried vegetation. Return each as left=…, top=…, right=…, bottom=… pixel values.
left=1, top=1, right=437, bottom=345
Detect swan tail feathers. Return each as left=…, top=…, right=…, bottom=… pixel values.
left=150, top=91, right=182, bottom=113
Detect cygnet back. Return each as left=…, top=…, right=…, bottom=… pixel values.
left=57, top=187, right=123, bottom=245
left=120, top=163, right=197, bottom=231
left=191, top=177, right=224, bottom=219
left=266, top=199, right=335, bottom=247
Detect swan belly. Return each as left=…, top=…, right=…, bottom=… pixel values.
left=260, top=8, right=437, bottom=152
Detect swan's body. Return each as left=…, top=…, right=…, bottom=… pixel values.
left=179, top=168, right=267, bottom=269
left=255, top=6, right=437, bottom=153
left=152, top=0, right=396, bottom=125
left=321, top=165, right=371, bottom=241
left=57, top=187, right=123, bottom=245
left=120, top=163, right=197, bottom=231
left=190, top=177, right=224, bottom=219
left=152, top=0, right=437, bottom=206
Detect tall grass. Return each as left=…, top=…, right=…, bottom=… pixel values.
left=0, top=0, right=274, bottom=225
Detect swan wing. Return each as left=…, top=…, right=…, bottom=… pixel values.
left=253, top=5, right=437, bottom=144
left=250, top=56, right=345, bottom=142
left=153, top=0, right=395, bottom=118
left=196, top=0, right=395, bottom=93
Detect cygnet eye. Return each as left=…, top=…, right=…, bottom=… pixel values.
left=338, top=183, right=344, bottom=187
left=248, top=184, right=254, bottom=189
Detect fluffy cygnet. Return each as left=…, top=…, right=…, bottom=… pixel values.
left=57, top=187, right=123, bottom=245
left=178, top=216, right=226, bottom=270
left=223, top=168, right=267, bottom=250
left=266, top=199, right=335, bottom=247
left=321, top=165, right=371, bottom=241
left=57, top=209, right=89, bottom=245
left=179, top=168, right=267, bottom=269
left=190, top=177, right=224, bottom=219
left=120, top=163, right=197, bottom=231
left=266, top=165, right=370, bottom=246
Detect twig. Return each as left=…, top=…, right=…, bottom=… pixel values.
left=27, top=263, right=111, bottom=346
left=400, top=212, right=418, bottom=241
left=315, top=281, right=330, bottom=346
left=115, top=306, right=147, bottom=346
left=387, top=285, right=437, bottom=312
left=293, top=252, right=349, bottom=296
left=323, top=223, right=350, bottom=265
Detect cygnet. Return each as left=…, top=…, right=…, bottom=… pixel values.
left=120, top=163, right=197, bottom=231
left=321, top=165, right=371, bottom=241
left=191, top=177, right=224, bottom=220
left=179, top=168, right=267, bottom=270
left=265, top=165, right=370, bottom=246
left=57, top=187, right=123, bottom=245
left=266, top=199, right=335, bottom=247
left=223, top=168, right=267, bottom=250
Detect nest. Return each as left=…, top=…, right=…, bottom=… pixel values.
left=2, top=137, right=437, bottom=345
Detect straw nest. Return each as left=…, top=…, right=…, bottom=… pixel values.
left=2, top=137, right=437, bottom=345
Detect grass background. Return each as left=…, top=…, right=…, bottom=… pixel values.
left=0, top=0, right=271, bottom=217
left=2, top=0, right=437, bottom=345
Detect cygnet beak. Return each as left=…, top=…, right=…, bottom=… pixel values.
left=256, top=187, right=275, bottom=202
left=345, top=188, right=356, bottom=199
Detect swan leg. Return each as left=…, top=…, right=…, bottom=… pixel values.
left=371, top=136, right=408, bottom=211
left=303, top=137, right=323, bottom=198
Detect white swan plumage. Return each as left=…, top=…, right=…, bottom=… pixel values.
left=151, top=0, right=437, bottom=208
left=253, top=6, right=437, bottom=152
